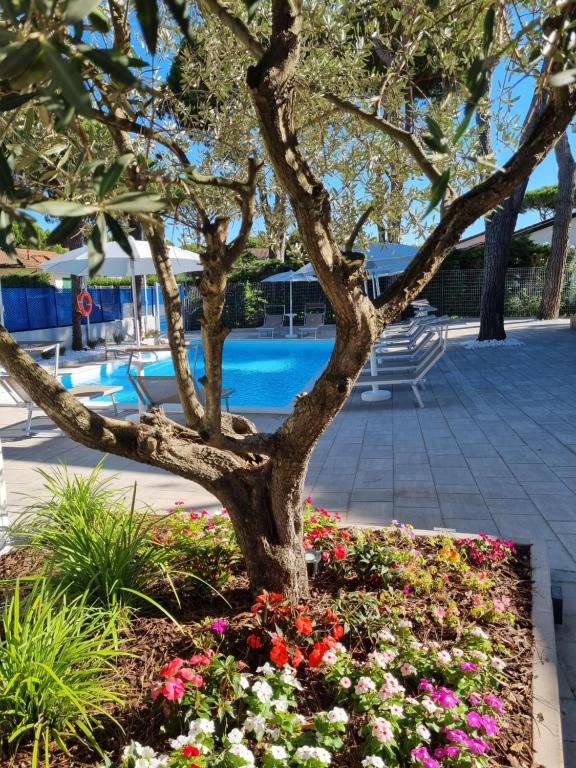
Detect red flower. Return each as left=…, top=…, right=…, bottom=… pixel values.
left=189, top=654, right=211, bottom=667
left=340, top=530, right=351, bottom=540
left=332, top=624, right=345, bottom=639
left=161, top=676, right=186, bottom=701
left=323, top=608, right=339, bottom=624
left=160, top=658, right=184, bottom=677
left=309, top=641, right=329, bottom=668
left=183, top=746, right=201, bottom=757
left=295, top=615, right=313, bottom=635
left=292, top=647, right=305, bottom=667
left=179, top=669, right=204, bottom=687
left=247, top=634, right=263, bottom=649
left=333, top=544, right=347, bottom=560
left=270, top=643, right=289, bottom=667
left=270, top=592, right=284, bottom=601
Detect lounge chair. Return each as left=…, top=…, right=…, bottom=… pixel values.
left=354, top=336, right=446, bottom=407
left=256, top=308, right=285, bottom=337
left=380, top=316, right=449, bottom=349
left=375, top=323, right=448, bottom=361
left=128, top=374, right=235, bottom=412
left=297, top=304, right=326, bottom=338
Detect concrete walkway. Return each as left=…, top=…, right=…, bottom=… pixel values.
left=0, top=318, right=575, bottom=763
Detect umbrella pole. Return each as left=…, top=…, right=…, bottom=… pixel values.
left=155, top=282, right=160, bottom=333
left=0, top=278, right=4, bottom=326
left=143, top=275, right=149, bottom=336
left=0, top=438, right=7, bottom=550
left=286, top=280, right=297, bottom=338
left=131, top=265, right=141, bottom=347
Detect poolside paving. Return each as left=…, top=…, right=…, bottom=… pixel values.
left=1, top=317, right=576, bottom=763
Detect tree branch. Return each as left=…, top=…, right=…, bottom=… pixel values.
left=373, top=86, right=576, bottom=317
left=323, top=93, right=443, bottom=186
left=344, top=205, right=373, bottom=253
left=197, top=0, right=265, bottom=60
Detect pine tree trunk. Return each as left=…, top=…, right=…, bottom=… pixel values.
left=539, top=133, right=575, bottom=320
left=67, top=227, right=84, bottom=351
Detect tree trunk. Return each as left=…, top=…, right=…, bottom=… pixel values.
left=477, top=85, right=547, bottom=340
left=223, top=459, right=309, bottom=600
left=65, top=228, right=84, bottom=351
left=539, top=133, right=575, bottom=320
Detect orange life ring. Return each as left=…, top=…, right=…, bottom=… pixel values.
left=77, top=290, right=93, bottom=317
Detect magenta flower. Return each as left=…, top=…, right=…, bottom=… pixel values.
left=460, top=660, right=478, bottom=672
left=481, top=714, right=500, bottom=736
left=444, top=728, right=470, bottom=745
left=434, top=746, right=461, bottom=759
left=468, top=737, right=490, bottom=754
left=469, top=691, right=481, bottom=706
left=432, top=687, right=460, bottom=708
left=418, top=678, right=435, bottom=693
left=210, top=618, right=228, bottom=634
left=484, top=693, right=505, bottom=714
left=466, top=711, right=483, bottom=729
left=411, top=746, right=440, bottom=768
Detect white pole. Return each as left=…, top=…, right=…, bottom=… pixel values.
left=155, top=282, right=161, bottom=333
left=0, top=438, right=8, bottom=550
left=143, top=274, right=149, bottom=334
left=130, top=261, right=141, bottom=346
left=289, top=280, right=294, bottom=336
left=0, top=278, right=4, bottom=326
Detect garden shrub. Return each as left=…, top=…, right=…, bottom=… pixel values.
left=0, top=581, right=122, bottom=767
left=14, top=463, right=179, bottom=613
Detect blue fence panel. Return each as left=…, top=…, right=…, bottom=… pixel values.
left=99, top=287, right=120, bottom=321
left=54, top=288, right=72, bottom=327
left=25, top=288, right=58, bottom=330
left=2, top=287, right=29, bottom=331
left=87, top=287, right=104, bottom=324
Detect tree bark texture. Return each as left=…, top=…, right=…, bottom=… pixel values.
left=66, top=228, right=84, bottom=351
left=539, top=133, right=575, bottom=319
left=478, top=92, right=547, bottom=340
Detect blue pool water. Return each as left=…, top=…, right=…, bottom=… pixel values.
left=60, top=339, right=334, bottom=410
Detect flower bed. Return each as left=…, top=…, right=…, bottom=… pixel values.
left=0, top=490, right=534, bottom=768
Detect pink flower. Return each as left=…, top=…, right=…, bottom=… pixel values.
left=467, top=737, right=490, bottom=754
left=493, top=596, right=511, bottom=611
left=340, top=676, right=352, bottom=689
left=433, top=606, right=446, bottom=619
left=432, top=688, right=460, bottom=709
left=484, top=693, right=505, bottom=714
left=371, top=717, right=394, bottom=744
left=411, top=746, right=439, bottom=768
left=189, top=654, right=211, bottom=667
left=321, top=551, right=330, bottom=561
left=434, top=746, right=460, bottom=759
left=160, top=658, right=184, bottom=678
left=179, top=669, right=204, bottom=687
left=211, top=618, right=228, bottom=634
left=460, top=660, right=477, bottom=672
left=466, top=711, right=483, bottom=729
left=160, top=676, right=185, bottom=701
left=403, top=585, right=412, bottom=595
left=481, top=714, right=500, bottom=736
left=418, top=678, right=435, bottom=693
left=469, top=692, right=481, bottom=706
left=444, top=728, right=469, bottom=745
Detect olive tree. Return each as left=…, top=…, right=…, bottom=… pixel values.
left=0, top=0, right=576, bottom=600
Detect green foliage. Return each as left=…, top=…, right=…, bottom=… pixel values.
left=242, top=281, right=267, bottom=326
left=14, top=463, right=176, bottom=612
left=520, top=185, right=564, bottom=217
left=0, top=270, right=53, bottom=287
left=11, top=220, right=52, bottom=250
left=444, top=234, right=551, bottom=269
left=0, top=581, right=122, bottom=766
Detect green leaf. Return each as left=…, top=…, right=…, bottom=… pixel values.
left=0, top=39, right=41, bottom=81
left=0, top=210, right=16, bottom=258
left=164, top=0, right=191, bottom=38
left=65, top=0, right=99, bottom=23
left=104, top=214, right=133, bottom=257
left=98, top=154, right=133, bottom=198
left=422, top=116, right=447, bottom=154
left=87, top=213, right=107, bottom=276
left=0, top=93, right=34, bottom=112
left=134, top=0, right=158, bottom=55
left=81, top=49, right=137, bottom=86
left=46, top=217, right=82, bottom=246
left=243, top=0, right=260, bottom=20
left=41, top=41, right=92, bottom=117
left=29, top=200, right=97, bottom=217
left=483, top=6, right=495, bottom=57
left=0, top=147, right=15, bottom=200
left=0, top=0, right=18, bottom=26
left=88, top=8, right=110, bottom=33
left=106, top=191, right=167, bottom=213
left=549, top=69, right=576, bottom=88
left=424, top=170, right=450, bottom=216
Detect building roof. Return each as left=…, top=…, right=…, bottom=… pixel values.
left=455, top=211, right=576, bottom=250
left=245, top=246, right=277, bottom=260
left=0, top=248, right=62, bottom=270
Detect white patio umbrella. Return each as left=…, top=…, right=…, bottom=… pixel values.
left=262, top=268, right=318, bottom=338
left=41, top=237, right=202, bottom=346
left=365, top=243, right=419, bottom=297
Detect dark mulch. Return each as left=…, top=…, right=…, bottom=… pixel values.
left=0, top=539, right=534, bottom=768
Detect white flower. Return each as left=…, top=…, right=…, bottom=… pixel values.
left=271, top=698, right=289, bottom=712
left=281, top=666, right=303, bottom=689
left=227, top=728, right=244, bottom=744
left=355, top=676, right=376, bottom=695
left=239, top=675, right=250, bottom=689
left=268, top=745, right=288, bottom=760
left=416, top=724, right=431, bottom=740
left=421, top=697, right=438, bottom=714
left=322, top=650, right=338, bottom=665
left=470, top=650, right=488, bottom=662
left=294, top=746, right=331, bottom=764
left=243, top=713, right=267, bottom=736
left=368, top=650, right=396, bottom=669
left=228, top=743, right=255, bottom=766
left=256, top=662, right=275, bottom=675
left=378, top=629, right=396, bottom=643
left=452, top=647, right=464, bottom=658
left=436, top=650, right=451, bottom=665
left=410, top=640, right=423, bottom=650
left=371, top=717, right=394, bottom=744
left=389, top=704, right=404, bottom=718
left=398, top=619, right=412, bottom=628
left=362, top=757, right=386, bottom=768
left=400, top=663, right=416, bottom=676
left=470, top=627, right=489, bottom=639
left=491, top=656, right=506, bottom=672
left=188, top=718, right=215, bottom=738
left=327, top=707, right=349, bottom=724
left=252, top=680, right=274, bottom=703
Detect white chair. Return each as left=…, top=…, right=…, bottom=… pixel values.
left=128, top=374, right=235, bottom=412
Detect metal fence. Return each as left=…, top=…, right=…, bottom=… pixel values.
left=182, top=266, right=576, bottom=330
left=0, top=285, right=165, bottom=333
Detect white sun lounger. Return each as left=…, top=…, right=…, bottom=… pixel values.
left=354, top=337, right=446, bottom=407
left=128, top=374, right=235, bottom=412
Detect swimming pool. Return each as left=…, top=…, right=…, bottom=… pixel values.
left=60, top=339, right=335, bottom=411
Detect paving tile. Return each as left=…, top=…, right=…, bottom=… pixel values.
left=491, top=513, right=556, bottom=543
left=446, top=517, right=500, bottom=536
left=392, top=508, right=443, bottom=529
left=509, top=463, right=559, bottom=483
left=428, top=453, right=468, bottom=468
left=350, top=489, right=394, bottom=502
left=346, top=501, right=394, bottom=526
left=521, top=481, right=575, bottom=496
left=485, top=498, right=540, bottom=516
left=473, top=476, right=528, bottom=499
left=354, top=471, right=394, bottom=490
left=530, top=495, right=576, bottom=521
left=438, top=493, right=492, bottom=518
left=466, top=457, right=513, bottom=477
